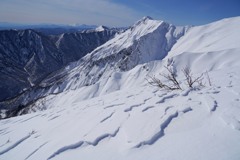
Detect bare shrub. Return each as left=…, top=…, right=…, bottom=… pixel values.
left=146, top=65, right=182, bottom=91
left=182, top=66, right=204, bottom=88
left=147, top=65, right=209, bottom=91
left=205, top=70, right=212, bottom=86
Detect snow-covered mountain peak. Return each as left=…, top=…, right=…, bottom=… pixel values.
left=0, top=16, right=188, bottom=114
left=95, top=25, right=109, bottom=32
left=132, top=16, right=161, bottom=30
left=138, top=16, right=154, bottom=22
left=1, top=17, right=240, bottom=160
left=88, top=18, right=165, bottom=61
left=129, top=16, right=154, bottom=29
left=32, top=17, right=188, bottom=95
left=87, top=16, right=187, bottom=66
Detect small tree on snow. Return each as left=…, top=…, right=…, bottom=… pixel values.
left=147, top=65, right=182, bottom=91
left=147, top=64, right=207, bottom=91
left=182, top=66, right=204, bottom=88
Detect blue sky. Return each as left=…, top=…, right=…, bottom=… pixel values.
left=0, top=0, right=239, bottom=26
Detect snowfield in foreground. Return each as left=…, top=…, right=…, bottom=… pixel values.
left=0, top=66, right=240, bottom=160
left=0, top=16, right=240, bottom=160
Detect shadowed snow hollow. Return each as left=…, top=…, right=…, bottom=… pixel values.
left=0, top=16, right=240, bottom=160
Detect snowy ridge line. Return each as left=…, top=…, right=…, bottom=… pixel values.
left=1, top=17, right=240, bottom=160
left=0, top=15, right=189, bottom=116
left=0, top=134, right=31, bottom=155
left=47, top=127, right=120, bottom=160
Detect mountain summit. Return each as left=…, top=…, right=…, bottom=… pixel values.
left=0, top=16, right=240, bottom=160
left=95, top=25, right=109, bottom=32
left=139, top=16, right=154, bottom=21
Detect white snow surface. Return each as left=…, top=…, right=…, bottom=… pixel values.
left=87, top=16, right=188, bottom=62
left=95, top=25, right=108, bottom=32
left=36, top=16, right=188, bottom=95
left=167, top=16, right=240, bottom=57
left=1, top=16, right=240, bottom=160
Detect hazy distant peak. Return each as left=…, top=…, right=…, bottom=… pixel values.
left=95, top=25, right=109, bottom=32
left=141, top=16, right=153, bottom=21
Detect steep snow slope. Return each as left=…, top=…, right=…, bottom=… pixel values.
left=24, top=16, right=239, bottom=107
left=87, top=16, right=188, bottom=68
left=0, top=16, right=188, bottom=115
left=40, top=16, right=188, bottom=89
left=0, top=16, right=240, bottom=160
left=0, top=66, right=240, bottom=160
left=167, top=16, right=240, bottom=57
left=163, top=16, right=240, bottom=75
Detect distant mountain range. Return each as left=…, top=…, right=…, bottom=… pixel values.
left=0, top=16, right=240, bottom=160
left=1, top=16, right=240, bottom=119
left=0, top=22, right=97, bottom=28
left=0, top=26, right=119, bottom=104
left=0, top=22, right=99, bottom=35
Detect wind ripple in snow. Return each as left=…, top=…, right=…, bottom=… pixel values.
left=0, top=134, right=31, bottom=155
left=135, top=107, right=192, bottom=148
left=100, top=112, right=115, bottom=123
left=124, top=103, right=144, bottom=112
left=156, top=94, right=178, bottom=104
left=124, top=98, right=151, bottom=112
left=25, top=142, right=48, bottom=160
left=104, top=103, right=124, bottom=109
left=181, top=107, right=193, bottom=113
left=142, top=106, right=155, bottom=112
left=48, top=127, right=120, bottom=159
left=134, top=111, right=179, bottom=148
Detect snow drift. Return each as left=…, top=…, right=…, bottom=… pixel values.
left=0, top=16, right=240, bottom=160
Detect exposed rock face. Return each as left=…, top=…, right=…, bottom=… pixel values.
left=0, top=28, right=117, bottom=101
left=0, top=17, right=189, bottom=118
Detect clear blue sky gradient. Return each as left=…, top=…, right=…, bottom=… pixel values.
left=0, top=0, right=239, bottom=26
left=113, top=0, right=240, bottom=25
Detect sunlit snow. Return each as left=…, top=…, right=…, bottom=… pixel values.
left=0, top=16, right=240, bottom=160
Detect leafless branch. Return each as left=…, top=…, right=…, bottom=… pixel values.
left=147, top=65, right=208, bottom=91
left=182, top=66, right=204, bottom=88
left=205, top=70, right=212, bottom=86
left=146, top=65, right=182, bottom=91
